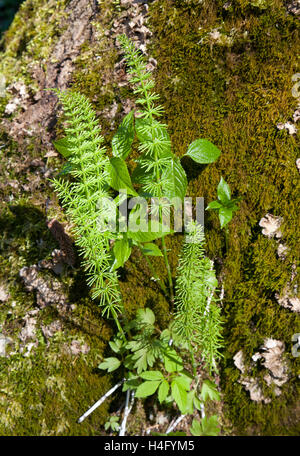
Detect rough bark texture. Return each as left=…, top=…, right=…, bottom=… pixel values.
left=0, top=0, right=299, bottom=435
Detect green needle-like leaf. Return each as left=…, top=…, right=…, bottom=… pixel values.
left=112, top=111, right=134, bottom=159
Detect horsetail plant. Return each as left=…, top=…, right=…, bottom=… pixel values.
left=173, top=221, right=223, bottom=373
left=118, top=34, right=179, bottom=301
left=117, top=34, right=222, bottom=301
left=50, top=90, right=124, bottom=336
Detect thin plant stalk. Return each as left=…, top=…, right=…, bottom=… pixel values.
left=111, top=308, right=127, bottom=343
left=161, top=236, right=174, bottom=303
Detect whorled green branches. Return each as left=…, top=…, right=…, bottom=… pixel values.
left=50, top=90, right=123, bottom=325
left=173, top=221, right=223, bottom=373
left=118, top=34, right=176, bottom=300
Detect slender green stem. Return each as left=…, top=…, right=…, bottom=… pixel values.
left=139, top=75, right=174, bottom=301
left=112, top=308, right=127, bottom=343
left=189, top=341, right=197, bottom=378
left=161, top=237, right=174, bottom=303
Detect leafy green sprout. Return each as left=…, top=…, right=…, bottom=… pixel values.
left=99, top=304, right=222, bottom=433
left=104, top=415, right=120, bottom=432
left=206, top=177, right=241, bottom=251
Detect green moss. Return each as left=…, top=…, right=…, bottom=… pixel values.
left=0, top=0, right=68, bottom=88
left=0, top=196, right=114, bottom=435
left=148, top=0, right=300, bottom=435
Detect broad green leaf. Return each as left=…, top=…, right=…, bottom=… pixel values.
left=112, top=111, right=134, bottom=159
left=127, top=220, right=172, bottom=243
left=158, top=380, right=169, bottom=403
left=127, top=229, right=169, bottom=243
left=218, top=206, right=233, bottom=229
left=98, top=357, right=121, bottom=373
left=141, top=243, right=163, bottom=257
left=160, top=329, right=171, bottom=343
left=140, top=370, right=164, bottom=381
left=217, top=177, right=231, bottom=204
left=193, top=395, right=203, bottom=411
left=185, top=139, right=221, bottom=164
left=105, top=416, right=120, bottom=432
left=174, top=374, right=192, bottom=391
left=108, top=157, right=138, bottom=196
left=171, top=380, right=188, bottom=413
left=202, top=415, right=220, bottom=436
left=53, top=137, right=72, bottom=158
left=131, top=347, right=156, bottom=374
left=135, top=380, right=160, bottom=398
left=164, top=347, right=183, bottom=373
left=200, top=380, right=221, bottom=402
left=206, top=200, right=222, bottom=210
left=161, top=157, right=187, bottom=202
left=112, top=237, right=131, bottom=270
left=136, top=308, right=155, bottom=326
left=191, top=416, right=220, bottom=436
left=109, top=338, right=123, bottom=353
left=184, top=391, right=195, bottom=414
left=190, top=419, right=202, bottom=436
left=225, top=197, right=241, bottom=212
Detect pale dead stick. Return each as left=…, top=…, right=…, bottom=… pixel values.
left=78, top=379, right=125, bottom=423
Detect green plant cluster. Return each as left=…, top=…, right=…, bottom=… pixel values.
left=51, top=35, right=226, bottom=435
left=0, top=0, right=121, bottom=437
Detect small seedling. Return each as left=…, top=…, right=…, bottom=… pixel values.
left=104, top=416, right=120, bottom=432
left=206, top=177, right=241, bottom=251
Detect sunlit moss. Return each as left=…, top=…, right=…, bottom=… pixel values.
left=148, top=0, right=300, bottom=435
